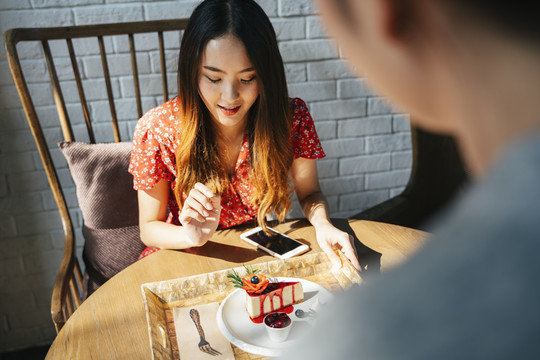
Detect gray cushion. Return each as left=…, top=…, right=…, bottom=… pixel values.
left=58, top=141, right=145, bottom=298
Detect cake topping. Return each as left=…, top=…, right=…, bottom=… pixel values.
left=242, top=274, right=269, bottom=294
left=227, top=265, right=270, bottom=294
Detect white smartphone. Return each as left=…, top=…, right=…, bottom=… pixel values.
left=240, top=226, right=309, bottom=259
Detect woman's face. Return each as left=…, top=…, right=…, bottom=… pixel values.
left=198, top=34, right=260, bottom=132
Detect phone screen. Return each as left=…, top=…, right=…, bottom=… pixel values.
left=246, top=229, right=303, bottom=255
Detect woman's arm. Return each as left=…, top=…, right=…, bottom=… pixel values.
left=291, top=157, right=361, bottom=270
left=138, top=179, right=221, bottom=249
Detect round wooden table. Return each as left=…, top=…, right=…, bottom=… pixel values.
left=45, top=219, right=428, bottom=359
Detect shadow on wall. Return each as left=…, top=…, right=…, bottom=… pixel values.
left=352, top=126, right=469, bottom=231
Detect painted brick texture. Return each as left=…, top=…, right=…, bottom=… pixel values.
left=0, top=0, right=411, bottom=352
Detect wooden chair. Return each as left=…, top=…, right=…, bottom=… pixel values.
left=352, top=125, right=469, bottom=230
left=4, top=19, right=189, bottom=333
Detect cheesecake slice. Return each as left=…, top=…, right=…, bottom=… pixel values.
left=227, top=266, right=305, bottom=319
left=245, top=281, right=304, bottom=319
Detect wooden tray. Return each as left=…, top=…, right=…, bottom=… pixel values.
left=141, top=251, right=362, bottom=359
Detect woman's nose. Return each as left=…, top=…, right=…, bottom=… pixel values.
left=222, top=81, right=239, bottom=101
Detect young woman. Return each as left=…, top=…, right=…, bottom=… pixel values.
left=129, top=0, right=360, bottom=270
left=282, top=0, right=540, bottom=359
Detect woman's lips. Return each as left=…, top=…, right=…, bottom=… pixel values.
left=218, top=105, right=240, bottom=116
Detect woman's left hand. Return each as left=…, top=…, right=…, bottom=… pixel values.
left=315, top=223, right=361, bottom=271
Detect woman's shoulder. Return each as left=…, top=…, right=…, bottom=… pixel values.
left=289, top=97, right=309, bottom=114
left=288, top=97, right=325, bottom=158
left=138, top=97, right=181, bottom=129
left=133, top=97, right=181, bottom=142
left=288, top=97, right=312, bottom=126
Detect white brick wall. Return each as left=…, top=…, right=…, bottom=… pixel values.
left=0, top=0, right=412, bottom=352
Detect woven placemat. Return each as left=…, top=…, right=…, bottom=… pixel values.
left=142, top=251, right=362, bottom=359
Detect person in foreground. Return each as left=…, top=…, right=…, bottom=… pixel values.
left=282, top=0, right=540, bottom=359
left=128, top=0, right=360, bottom=270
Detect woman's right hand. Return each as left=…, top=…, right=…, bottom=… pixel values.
left=178, top=182, right=222, bottom=247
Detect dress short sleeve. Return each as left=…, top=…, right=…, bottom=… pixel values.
left=128, top=98, right=179, bottom=191
left=290, top=98, right=326, bottom=159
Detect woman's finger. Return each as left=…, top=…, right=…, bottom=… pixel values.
left=341, top=234, right=361, bottom=271
left=319, top=239, right=342, bottom=271
left=208, top=192, right=221, bottom=208
left=195, top=182, right=221, bottom=209
left=193, top=182, right=213, bottom=194
left=179, top=205, right=206, bottom=224
left=185, top=191, right=211, bottom=216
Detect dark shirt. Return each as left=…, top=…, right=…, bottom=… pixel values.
left=282, top=132, right=540, bottom=359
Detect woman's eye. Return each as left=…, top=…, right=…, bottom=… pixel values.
left=206, top=76, right=221, bottom=83
left=241, top=76, right=256, bottom=84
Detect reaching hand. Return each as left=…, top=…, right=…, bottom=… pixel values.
left=178, top=182, right=222, bottom=247
left=315, top=223, right=361, bottom=271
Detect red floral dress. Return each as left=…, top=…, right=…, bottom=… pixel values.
left=129, top=97, right=325, bottom=259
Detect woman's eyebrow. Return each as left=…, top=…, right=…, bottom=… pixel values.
left=203, top=65, right=255, bottom=73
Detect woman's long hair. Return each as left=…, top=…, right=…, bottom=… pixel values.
left=175, top=0, right=293, bottom=229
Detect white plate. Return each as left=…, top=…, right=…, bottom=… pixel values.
left=216, top=277, right=333, bottom=357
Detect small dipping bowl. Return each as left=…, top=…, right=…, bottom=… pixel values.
left=263, top=312, right=292, bottom=342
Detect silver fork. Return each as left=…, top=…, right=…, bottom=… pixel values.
left=189, top=309, right=222, bottom=356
